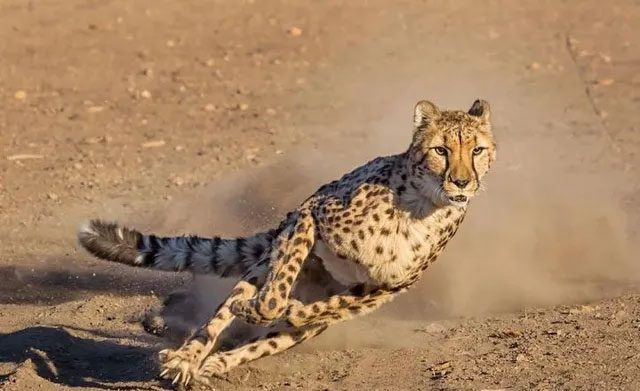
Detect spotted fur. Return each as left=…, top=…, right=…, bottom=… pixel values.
left=77, top=99, right=496, bottom=387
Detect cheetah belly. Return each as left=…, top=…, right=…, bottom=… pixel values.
left=313, top=240, right=375, bottom=287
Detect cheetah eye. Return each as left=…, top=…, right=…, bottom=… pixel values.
left=472, top=147, right=486, bottom=156
left=433, top=146, right=448, bottom=156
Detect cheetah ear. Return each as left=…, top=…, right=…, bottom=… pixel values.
left=413, top=100, right=440, bottom=129
left=468, top=99, right=491, bottom=122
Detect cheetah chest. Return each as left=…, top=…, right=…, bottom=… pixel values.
left=316, top=219, right=437, bottom=288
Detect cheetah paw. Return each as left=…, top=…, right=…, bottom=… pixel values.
left=197, top=353, right=229, bottom=380
left=284, top=300, right=309, bottom=327
left=158, top=345, right=204, bottom=387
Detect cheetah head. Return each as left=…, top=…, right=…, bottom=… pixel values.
left=408, top=99, right=496, bottom=207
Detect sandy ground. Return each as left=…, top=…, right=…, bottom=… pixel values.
left=1, top=1, right=640, bottom=390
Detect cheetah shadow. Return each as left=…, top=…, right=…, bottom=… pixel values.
left=0, top=326, right=164, bottom=390
left=0, top=261, right=182, bottom=306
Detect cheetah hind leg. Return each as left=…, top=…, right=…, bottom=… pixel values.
left=196, top=323, right=328, bottom=380
left=231, top=211, right=315, bottom=325
left=158, top=279, right=259, bottom=386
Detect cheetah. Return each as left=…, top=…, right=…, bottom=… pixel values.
left=77, top=99, right=496, bottom=386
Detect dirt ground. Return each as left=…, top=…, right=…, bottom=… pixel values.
left=1, top=1, right=640, bottom=390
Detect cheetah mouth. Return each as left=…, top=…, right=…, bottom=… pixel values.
left=448, top=195, right=468, bottom=203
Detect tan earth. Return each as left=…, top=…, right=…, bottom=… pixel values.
left=1, top=1, right=640, bottom=390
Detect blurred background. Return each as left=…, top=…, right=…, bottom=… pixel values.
left=0, top=1, right=639, bottom=390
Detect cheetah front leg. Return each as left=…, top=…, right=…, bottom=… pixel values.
left=230, top=210, right=315, bottom=325
left=285, top=286, right=401, bottom=327
left=196, top=323, right=328, bottom=380
left=158, top=264, right=267, bottom=386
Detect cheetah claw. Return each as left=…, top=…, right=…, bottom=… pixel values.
left=158, top=347, right=201, bottom=387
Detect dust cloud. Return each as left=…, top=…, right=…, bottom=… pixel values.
left=145, top=38, right=639, bottom=338
left=148, top=93, right=638, bottom=339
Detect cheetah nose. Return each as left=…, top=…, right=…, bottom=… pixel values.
left=449, top=177, right=470, bottom=189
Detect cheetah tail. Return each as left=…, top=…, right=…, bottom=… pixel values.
left=77, top=219, right=274, bottom=276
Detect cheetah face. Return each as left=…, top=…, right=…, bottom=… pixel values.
left=409, top=99, right=497, bottom=206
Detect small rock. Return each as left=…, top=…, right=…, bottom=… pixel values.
left=174, top=145, right=185, bottom=152
left=265, top=108, right=277, bottom=115
left=239, top=103, right=249, bottom=111
left=596, top=78, right=614, bottom=86
left=528, top=62, right=541, bottom=70
left=87, top=106, right=105, bottom=113
left=47, top=193, right=59, bottom=201
left=245, top=147, right=260, bottom=161
left=14, top=90, right=27, bottom=100
left=203, top=103, right=216, bottom=112
left=516, top=353, right=528, bottom=362
left=141, top=140, right=166, bottom=148
left=599, top=53, right=612, bottom=63
left=171, top=176, right=184, bottom=186
left=578, top=49, right=590, bottom=57
left=7, top=154, right=43, bottom=161
left=287, top=26, right=303, bottom=37
left=84, top=135, right=112, bottom=144
left=85, top=136, right=101, bottom=144
left=166, top=39, right=176, bottom=47
left=140, top=89, right=152, bottom=99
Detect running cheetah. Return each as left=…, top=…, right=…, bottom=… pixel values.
left=78, top=99, right=496, bottom=386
